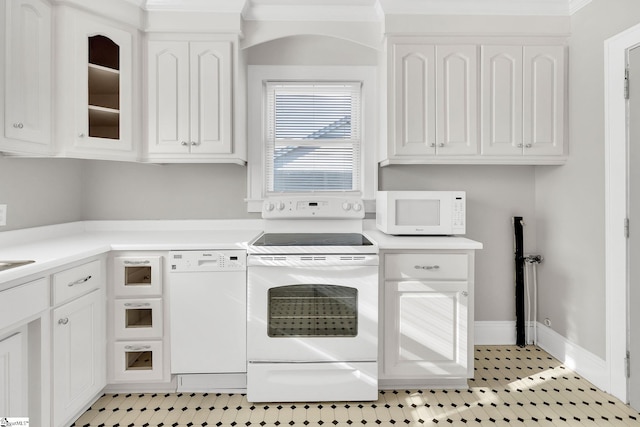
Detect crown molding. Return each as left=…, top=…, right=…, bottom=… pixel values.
left=144, top=0, right=248, bottom=13
left=138, top=0, right=592, bottom=19
left=378, top=0, right=590, bottom=16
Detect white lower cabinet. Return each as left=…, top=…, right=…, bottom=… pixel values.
left=109, top=252, right=168, bottom=385
left=52, top=288, right=106, bottom=427
left=381, top=251, right=475, bottom=388
left=0, top=331, right=26, bottom=417
left=51, top=258, right=106, bottom=427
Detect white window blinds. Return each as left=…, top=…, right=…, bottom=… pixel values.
left=264, top=82, right=362, bottom=193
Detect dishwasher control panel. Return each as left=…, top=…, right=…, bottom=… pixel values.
left=169, top=250, right=246, bottom=272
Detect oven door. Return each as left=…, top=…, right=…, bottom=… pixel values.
left=247, top=255, right=378, bottom=362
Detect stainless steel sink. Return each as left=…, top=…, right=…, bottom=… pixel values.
left=0, top=260, right=35, bottom=271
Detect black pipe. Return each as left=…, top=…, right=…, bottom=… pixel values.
left=513, top=216, right=526, bottom=347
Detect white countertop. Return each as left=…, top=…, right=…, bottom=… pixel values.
left=0, top=220, right=482, bottom=288
left=0, top=221, right=263, bottom=287
left=363, top=228, right=483, bottom=250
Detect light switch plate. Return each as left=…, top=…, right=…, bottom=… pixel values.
left=0, top=204, right=6, bottom=226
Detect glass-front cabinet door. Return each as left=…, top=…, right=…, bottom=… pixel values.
left=55, top=6, right=136, bottom=160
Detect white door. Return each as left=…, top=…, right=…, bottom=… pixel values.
left=522, top=46, right=565, bottom=156
left=189, top=41, right=232, bottom=154
left=0, top=332, right=25, bottom=417
left=480, top=45, right=523, bottom=156
left=391, top=44, right=437, bottom=156
left=384, top=280, right=469, bottom=378
left=147, top=41, right=191, bottom=154
left=52, top=290, right=106, bottom=427
left=628, top=45, right=640, bottom=411
left=4, top=0, right=52, bottom=150
left=436, top=45, right=478, bottom=155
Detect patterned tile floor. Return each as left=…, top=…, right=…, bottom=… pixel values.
left=72, top=346, right=640, bottom=426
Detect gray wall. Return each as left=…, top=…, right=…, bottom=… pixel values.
left=535, top=0, right=640, bottom=359
left=81, top=160, right=255, bottom=220
left=0, top=156, right=84, bottom=231
left=380, top=165, right=537, bottom=323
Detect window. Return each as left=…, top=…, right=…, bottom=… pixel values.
left=247, top=66, right=377, bottom=212
left=264, top=82, right=362, bottom=193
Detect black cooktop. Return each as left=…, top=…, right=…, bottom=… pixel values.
left=252, top=233, right=373, bottom=247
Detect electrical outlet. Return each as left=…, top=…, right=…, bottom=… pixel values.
left=0, top=204, right=6, bottom=226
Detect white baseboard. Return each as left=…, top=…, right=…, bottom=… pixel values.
left=535, top=323, right=608, bottom=392
left=474, top=320, right=517, bottom=345
left=474, top=320, right=608, bottom=392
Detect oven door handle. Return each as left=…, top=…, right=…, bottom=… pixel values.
left=247, top=254, right=379, bottom=267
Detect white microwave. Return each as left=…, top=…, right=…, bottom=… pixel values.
left=376, top=191, right=466, bottom=235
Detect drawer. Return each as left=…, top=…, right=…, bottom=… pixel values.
left=385, top=253, right=468, bottom=280
left=113, top=256, right=162, bottom=297
left=53, top=260, right=102, bottom=306
left=0, top=278, right=48, bottom=330
left=113, top=340, right=164, bottom=382
left=114, top=298, right=163, bottom=340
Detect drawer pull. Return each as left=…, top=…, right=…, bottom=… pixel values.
left=68, top=275, right=92, bottom=287
left=124, top=302, right=151, bottom=308
left=58, top=317, right=69, bottom=325
left=125, top=345, right=151, bottom=351
left=123, top=260, right=151, bottom=266
left=414, top=265, right=440, bottom=270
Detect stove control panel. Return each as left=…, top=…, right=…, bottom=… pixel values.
left=262, top=197, right=365, bottom=219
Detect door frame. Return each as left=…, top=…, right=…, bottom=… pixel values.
left=604, top=23, right=640, bottom=403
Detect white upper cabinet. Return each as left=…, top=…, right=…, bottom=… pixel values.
left=146, top=39, right=238, bottom=163
left=55, top=6, right=138, bottom=161
left=481, top=45, right=566, bottom=159
left=1, top=0, right=52, bottom=154
left=522, top=45, right=566, bottom=156
left=480, top=45, right=524, bottom=156
left=389, top=43, right=477, bottom=160
left=382, top=38, right=567, bottom=165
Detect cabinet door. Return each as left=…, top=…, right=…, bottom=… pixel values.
left=3, top=0, right=52, bottom=152
left=147, top=41, right=190, bottom=154
left=391, top=44, right=436, bottom=156
left=52, top=289, right=106, bottom=427
left=523, top=45, right=565, bottom=156
left=436, top=45, right=478, bottom=155
left=189, top=41, right=232, bottom=154
left=480, top=45, right=523, bottom=156
left=75, top=20, right=133, bottom=151
left=384, top=280, right=470, bottom=378
left=0, top=332, right=25, bottom=417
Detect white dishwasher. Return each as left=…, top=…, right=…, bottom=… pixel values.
left=168, top=250, right=247, bottom=384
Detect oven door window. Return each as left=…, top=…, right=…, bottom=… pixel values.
left=268, top=284, right=358, bottom=337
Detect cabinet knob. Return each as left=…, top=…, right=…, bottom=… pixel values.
left=58, top=317, right=69, bottom=325
left=13, top=122, right=23, bottom=129
left=518, top=143, right=524, bottom=148
left=439, top=143, right=445, bottom=147
left=181, top=141, right=188, bottom=146
left=79, top=133, right=85, bottom=138
left=430, top=143, right=436, bottom=147
left=191, top=141, right=199, bottom=146
left=461, top=291, right=469, bottom=297
left=525, top=144, right=532, bottom=148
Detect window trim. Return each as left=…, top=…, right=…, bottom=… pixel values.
left=246, top=65, right=378, bottom=213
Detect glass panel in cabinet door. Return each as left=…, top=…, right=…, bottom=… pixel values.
left=87, top=35, right=120, bottom=140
